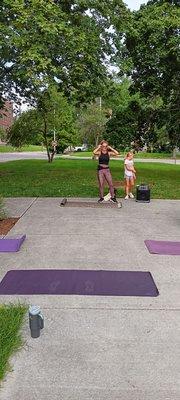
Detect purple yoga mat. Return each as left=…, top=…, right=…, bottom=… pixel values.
left=0, top=235, right=26, bottom=252
left=145, top=240, right=180, bottom=255
left=0, top=270, right=159, bottom=296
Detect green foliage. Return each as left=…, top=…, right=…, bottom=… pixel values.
left=165, top=90, right=180, bottom=149
left=154, top=125, right=170, bottom=150
left=104, top=86, right=176, bottom=152
left=123, top=1, right=179, bottom=97
left=0, top=127, right=6, bottom=142
left=37, top=86, right=78, bottom=158
left=0, top=0, right=129, bottom=104
left=7, top=86, right=77, bottom=161
left=0, top=304, right=27, bottom=381
left=105, top=103, right=138, bottom=150
left=1, top=0, right=179, bottom=150
left=103, top=78, right=132, bottom=113
left=77, top=101, right=108, bottom=147
left=121, top=0, right=180, bottom=149
left=7, top=109, right=41, bottom=148
left=104, top=90, right=144, bottom=150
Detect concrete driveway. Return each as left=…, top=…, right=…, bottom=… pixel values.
left=0, top=197, right=180, bottom=400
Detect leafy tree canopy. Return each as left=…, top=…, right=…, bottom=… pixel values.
left=7, top=86, right=77, bottom=161
left=117, top=0, right=180, bottom=149
left=0, top=0, right=129, bottom=104
left=77, top=100, right=108, bottom=147
left=122, top=0, right=180, bottom=98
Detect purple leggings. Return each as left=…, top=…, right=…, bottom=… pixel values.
left=98, top=168, right=114, bottom=198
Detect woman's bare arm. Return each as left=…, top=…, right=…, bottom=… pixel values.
left=93, top=145, right=101, bottom=155
left=108, top=146, right=119, bottom=156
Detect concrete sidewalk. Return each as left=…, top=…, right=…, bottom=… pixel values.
left=0, top=197, right=180, bottom=399
left=0, top=151, right=180, bottom=164
left=60, top=154, right=180, bottom=164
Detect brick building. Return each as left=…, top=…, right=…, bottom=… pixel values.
left=0, top=100, right=14, bottom=143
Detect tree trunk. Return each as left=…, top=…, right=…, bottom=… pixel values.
left=173, top=147, right=177, bottom=165
left=50, top=149, right=56, bottom=162
left=43, top=117, right=51, bottom=162
left=95, top=133, right=100, bottom=147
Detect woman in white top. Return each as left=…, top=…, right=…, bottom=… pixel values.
left=124, top=151, right=136, bottom=200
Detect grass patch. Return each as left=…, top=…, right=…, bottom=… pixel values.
left=134, top=152, right=180, bottom=159
left=0, top=145, right=44, bottom=153
left=0, top=304, right=27, bottom=382
left=0, top=197, right=6, bottom=220
left=69, top=151, right=93, bottom=157
left=0, top=158, right=179, bottom=199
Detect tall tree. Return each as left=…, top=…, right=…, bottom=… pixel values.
left=0, top=0, right=129, bottom=105
left=7, top=86, right=77, bottom=162
left=103, top=78, right=132, bottom=113
left=122, top=0, right=179, bottom=97
left=105, top=94, right=142, bottom=150
left=77, top=101, right=108, bottom=147
left=120, top=0, right=180, bottom=149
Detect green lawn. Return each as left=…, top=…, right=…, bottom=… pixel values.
left=0, top=304, right=27, bottom=382
left=0, top=145, right=44, bottom=153
left=0, top=158, right=179, bottom=199
left=72, top=151, right=180, bottom=159
left=134, top=152, right=180, bottom=159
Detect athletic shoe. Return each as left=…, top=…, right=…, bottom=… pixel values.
left=124, top=195, right=129, bottom=200
left=98, top=197, right=104, bottom=203
left=129, top=192, right=134, bottom=199
left=110, top=197, right=117, bottom=203
left=104, top=192, right=111, bottom=201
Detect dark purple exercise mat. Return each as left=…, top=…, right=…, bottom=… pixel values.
left=145, top=240, right=180, bottom=255
left=0, top=235, right=26, bottom=252
left=0, top=270, right=159, bottom=296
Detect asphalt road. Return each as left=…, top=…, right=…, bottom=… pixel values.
left=0, top=151, right=47, bottom=162
left=0, top=151, right=179, bottom=164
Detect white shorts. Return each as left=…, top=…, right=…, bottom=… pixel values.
left=124, top=174, right=135, bottom=180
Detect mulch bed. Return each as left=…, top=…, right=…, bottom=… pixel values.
left=0, top=218, right=19, bottom=235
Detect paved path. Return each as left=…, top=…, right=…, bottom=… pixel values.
left=61, top=154, right=180, bottom=164
left=0, top=197, right=180, bottom=399
left=0, top=151, right=47, bottom=162
left=0, top=151, right=179, bottom=164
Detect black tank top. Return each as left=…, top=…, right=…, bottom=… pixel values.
left=99, top=152, right=109, bottom=165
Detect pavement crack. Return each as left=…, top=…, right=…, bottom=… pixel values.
left=20, top=197, right=38, bottom=218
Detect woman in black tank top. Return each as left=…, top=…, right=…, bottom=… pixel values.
left=93, top=140, right=119, bottom=203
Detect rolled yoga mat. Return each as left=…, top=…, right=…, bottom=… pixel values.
left=60, top=198, right=67, bottom=206
left=145, top=240, right=180, bottom=255
left=0, top=235, right=26, bottom=252
left=0, top=270, right=159, bottom=296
